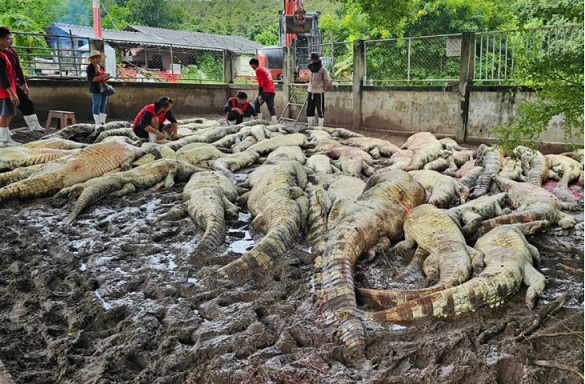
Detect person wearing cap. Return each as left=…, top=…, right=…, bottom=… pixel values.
left=132, top=96, right=179, bottom=142
left=0, top=26, right=20, bottom=147
left=249, top=58, right=277, bottom=123
left=224, top=91, right=257, bottom=125
left=86, top=49, right=112, bottom=128
left=306, top=52, right=331, bottom=127
left=0, top=27, right=43, bottom=132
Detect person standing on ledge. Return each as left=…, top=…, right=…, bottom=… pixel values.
left=86, top=50, right=111, bottom=128
left=0, top=27, right=43, bottom=131
left=249, top=58, right=277, bottom=123
left=0, top=26, right=21, bottom=147
left=224, top=91, right=257, bottom=125
left=306, top=52, right=331, bottom=127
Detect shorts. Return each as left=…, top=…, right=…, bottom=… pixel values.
left=133, top=122, right=171, bottom=139
left=0, top=98, right=15, bottom=116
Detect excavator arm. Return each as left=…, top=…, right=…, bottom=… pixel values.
left=284, top=0, right=314, bottom=34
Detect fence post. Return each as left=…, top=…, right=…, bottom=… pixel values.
left=352, top=39, right=365, bottom=130
left=223, top=49, right=234, bottom=84
left=283, top=45, right=296, bottom=119
left=457, top=32, right=475, bottom=143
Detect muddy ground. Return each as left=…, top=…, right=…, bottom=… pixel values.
left=0, top=123, right=583, bottom=384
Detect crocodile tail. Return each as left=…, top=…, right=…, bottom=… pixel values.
left=511, top=220, right=550, bottom=235
left=217, top=215, right=299, bottom=281
left=335, top=315, right=366, bottom=366
left=477, top=210, right=547, bottom=237
left=307, top=185, right=330, bottom=250
left=189, top=204, right=227, bottom=263
left=65, top=179, right=123, bottom=225
left=357, top=286, right=446, bottom=308
left=364, top=274, right=518, bottom=323
left=0, top=172, right=62, bottom=202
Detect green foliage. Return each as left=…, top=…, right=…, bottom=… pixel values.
left=492, top=0, right=584, bottom=151
left=181, top=52, right=223, bottom=83
left=125, top=0, right=183, bottom=28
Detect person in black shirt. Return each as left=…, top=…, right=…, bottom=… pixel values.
left=86, top=50, right=112, bottom=127
left=224, top=91, right=257, bottom=125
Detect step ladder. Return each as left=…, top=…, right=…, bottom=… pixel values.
left=278, top=84, right=308, bottom=128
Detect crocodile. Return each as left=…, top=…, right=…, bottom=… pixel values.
left=232, top=136, right=258, bottom=153
left=61, top=159, right=202, bottom=224
left=100, top=135, right=142, bottom=147
left=498, top=157, right=525, bottom=181
left=457, top=166, right=484, bottom=191
left=470, top=144, right=505, bottom=198
left=314, top=169, right=426, bottom=363
left=0, top=142, right=143, bottom=203
left=439, top=137, right=463, bottom=151
left=217, top=159, right=309, bottom=281
left=513, top=146, right=549, bottom=186
left=315, top=126, right=363, bottom=139
left=325, top=146, right=374, bottom=177
left=408, top=169, right=468, bottom=207
left=445, top=192, right=508, bottom=236
left=306, top=154, right=338, bottom=174
left=401, top=133, right=446, bottom=171
left=0, top=147, right=77, bottom=171
left=211, top=150, right=260, bottom=174
left=93, top=128, right=142, bottom=144
left=307, top=174, right=366, bottom=255
left=0, top=156, right=72, bottom=187
left=247, top=133, right=307, bottom=155
left=167, top=125, right=242, bottom=151
left=452, top=150, right=475, bottom=168
left=182, top=171, right=239, bottom=262
left=83, top=121, right=132, bottom=143
left=362, top=221, right=548, bottom=323
left=42, top=123, right=96, bottom=141
left=545, top=154, right=583, bottom=191
left=476, top=176, right=579, bottom=236
left=422, top=154, right=458, bottom=175
left=22, top=138, right=87, bottom=150
left=357, top=204, right=483, bottom=308
left=387, top=149, right=415, bottom=170
left=340, top=137, right=401, bottom=158
left=176, top=143, right=224, bottom=166
left=266, top=145, right=306, bottom=165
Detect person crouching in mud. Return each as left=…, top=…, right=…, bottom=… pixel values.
left=224, top=91, right=257, bottom=125
left=132, top=96, right=179, bottom=142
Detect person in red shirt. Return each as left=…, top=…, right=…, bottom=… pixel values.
left=1, top=32, right=43, bottom=132
left=132, top=96, right=179, bottom=142
left=224, top=91, right=257, bottom=125
left=249, top=58, right=277, bottom=123
left=0, top=26, right=20, bottom=147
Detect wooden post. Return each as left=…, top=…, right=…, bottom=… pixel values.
left=352, top=40, right=365, bottom=130
left=283, top=45, right=296, bottom=119
left=223, top=49, right=234, bottom=84
left=457, top=32, right=475, bottom=143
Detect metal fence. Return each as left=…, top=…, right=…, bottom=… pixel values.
left=474, top=24, right=583, bottom=84
left=10, top=31, right=231, bottom=84
left=9, top=24, right=582, bottom=87
left=364, top=34, right=463, bottom=86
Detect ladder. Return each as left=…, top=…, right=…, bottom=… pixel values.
left=278, top=84, right=308, bottom=128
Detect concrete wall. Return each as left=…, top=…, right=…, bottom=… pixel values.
left=17, top=80, right=580, bottom=148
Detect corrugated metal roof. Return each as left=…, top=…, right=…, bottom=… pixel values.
left=49, top=23, right=261, bottom=53
left=126, top=26, right=261, bottom=54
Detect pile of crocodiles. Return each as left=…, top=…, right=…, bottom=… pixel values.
left=1, top=119, right=582, bottom=365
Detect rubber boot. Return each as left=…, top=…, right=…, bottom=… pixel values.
left=100, top=113, right=107, bottom=125
left=148, top=133, right=158, bottom=143
left=1, top=127, right=21, bottom=146
left=271, top=115, right=278, bottom=124
left=307, top=116, right=315, bottom=126
left=318, top=117, right=325, bottom=127
left=257, top=113, right=263, bottom=121
left=93, top=114, right=101, bottom=128
left=23, top=114, right=44, bottom=132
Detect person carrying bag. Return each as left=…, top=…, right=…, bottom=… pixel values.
left=86, top=50, right=112, bottom=127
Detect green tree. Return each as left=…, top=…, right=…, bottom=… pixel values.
left=125, top=0, right=182, bottom=28
left=493, top=0, right=584, bottom=150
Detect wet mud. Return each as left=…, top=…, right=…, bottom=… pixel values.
left=0, top=127, right=582, bottom=384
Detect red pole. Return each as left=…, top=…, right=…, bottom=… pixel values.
left=93, top=0, right=102, bottom=38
